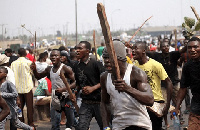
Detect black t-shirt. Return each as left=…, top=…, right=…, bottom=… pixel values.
left=181, top=60, right=200, bottom=115
left=147, top=51, right=181, bottom=85
left=74, top=58, right=105, bottom=101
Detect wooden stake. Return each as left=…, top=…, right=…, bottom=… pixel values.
left=93, top=30, right=98, bottom=60
left=97, top=3, right=120, bottom=80
left=60, top=73, right=79, bottom=113
left=128, top=16, right=153, bottom=44
left=191, top=6, right=200, bottom=20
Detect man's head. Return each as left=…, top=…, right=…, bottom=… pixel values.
left=58, top=46, right=66, bottom=52
left=102, top=41, right=127, bottom=72
left=5, top=48, right=12, bottom=57
left=60, top=51, right=70, bottom=64
left=76, top=41, right=91, bottom=60
left=132, top=41, right=147, bottom=60
left=18, top=48, right=27, bottom=57
left=160, top=41, right=169, bottom=54
left=38, top=53, right=46, bottom=62
left=0, top=66, right=8, bottom=80
left=50, top=49, right=61, bottom=65
left=187, top=37, right=200, bottom=60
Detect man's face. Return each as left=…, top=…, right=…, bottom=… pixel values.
left=5, top=51, right=12, bottom=57
left=0, top=69, right=6, bottom=80
left=160, top=42, right=169, bottom=54
left=76, top=43, right=89, bottom=60
left=102, top=49, right=112, bottom=72
left=50, top=50, right=61, bottom=65
left=132, top=43, right=144, bottom=60
left=60, top=56, right=67, bottom=63
left=188, top=41, right=200, bottom=60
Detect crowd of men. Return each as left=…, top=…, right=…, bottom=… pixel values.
left=0, top=36, right=199, bottom=130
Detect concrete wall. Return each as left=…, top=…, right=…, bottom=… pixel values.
left=0, top=39, right=23, bottom=50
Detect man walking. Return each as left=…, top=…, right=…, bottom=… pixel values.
left=132, top=42, right=173, bottom=130
left=171, top=37, right=200, bottom=129
left=101, top=41, right=153, bottom=130
left=74, top=41, right=105, bottom=130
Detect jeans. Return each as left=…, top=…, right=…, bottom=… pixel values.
left=76, top=102, right=103, bottom=130
left=51, top=98, right=75, bottom=130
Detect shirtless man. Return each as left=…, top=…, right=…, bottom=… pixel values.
left=101, top=41, right=154, bottom=130
left=31, top=49, right=76, bottom=130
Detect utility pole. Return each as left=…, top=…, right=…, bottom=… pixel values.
left=75, top=0, right=78, bottom=45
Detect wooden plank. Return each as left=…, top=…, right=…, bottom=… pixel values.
left=60, top=73, right=79, bottom=113
left=97, top=3, right=120, bottom=80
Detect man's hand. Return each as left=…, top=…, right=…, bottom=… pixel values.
left=114, top=79, right=130, bottom=92
left=82, top=86, right=95, bottom=95
left=30, top=62, right=36, bottom=71
left=69, top=93, right=76, bottom=103
left=170, top=108, right=179, bottom=119
left=56, top=88, right=66, bottom=94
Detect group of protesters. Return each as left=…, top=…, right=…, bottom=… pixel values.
left=0, top=35, right=199, bottom=130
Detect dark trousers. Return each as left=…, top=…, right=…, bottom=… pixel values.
left=124, top=125, right=147, bottom=130
left=147, top=110, right=163, bottom=130
left=76, top=102, right=103, bottom=130
left=18, top=90, right=34, bottom=126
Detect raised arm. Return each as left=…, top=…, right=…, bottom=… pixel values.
left=30, top=62, right=51, bottom=79
left=0, top=96, right=10, bottom=121
left=100, top=72, right=111, bottom=128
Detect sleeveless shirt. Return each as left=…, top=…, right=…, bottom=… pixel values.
left=106, top=64, right=152, bottom=130
left=50, top=63, right=65, bottom=90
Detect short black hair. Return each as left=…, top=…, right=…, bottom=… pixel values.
left=160, top=40, right=169, bottom=48
left=18, top=48, right=26, bottom=56
left=51, top=49, right=61, bottom=55
left=79, top=41, right=91, bottom=50
left=58, top=46, right=66, bottom=52
left=188, top=37, right=200, bottom=43
left=0, top=66, right=8, bottom=74
left=135, top=41, right=148, bottom=50
left=43, top=51, right=48, bottom=57
left=5, top=48, right=12, bottom=53
left=38, top=53, right=46, bottom=61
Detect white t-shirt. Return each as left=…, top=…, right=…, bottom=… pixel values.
left=4, top=66, right=15, bottom=85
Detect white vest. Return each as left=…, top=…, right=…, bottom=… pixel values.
left=106, top=64, right=152, bottom=130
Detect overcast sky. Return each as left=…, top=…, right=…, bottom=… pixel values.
left=0, top=0, right=200, bottom=37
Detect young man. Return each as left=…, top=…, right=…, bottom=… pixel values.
left=171, top=37, right=200, bottom=129
left=74, top=41, right=105, bottom=130
left=101, top=41, right=153, bottom=130
left=0, top=95, right=10, bottom=122
left=31, top=49, right=76, bottom=130
left=0, top=67, right=34, bottom=130
left=132, top=42, right=173, bottom=130
left=11, top=48, right=34, bottom=127
left=146, top=39, right=187, bottom=126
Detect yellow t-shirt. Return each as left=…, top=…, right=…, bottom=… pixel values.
left=135, top=58, right=168, bottom=101
left=126, top=56, right=133, bottom=64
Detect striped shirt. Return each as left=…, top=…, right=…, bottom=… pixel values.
left=11, top=57, right=33, bottom=94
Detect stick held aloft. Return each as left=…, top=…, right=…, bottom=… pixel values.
left=97, top=3, right=120, bottom=80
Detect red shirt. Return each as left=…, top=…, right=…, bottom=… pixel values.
left=26, top=53, right=36, bottom=62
